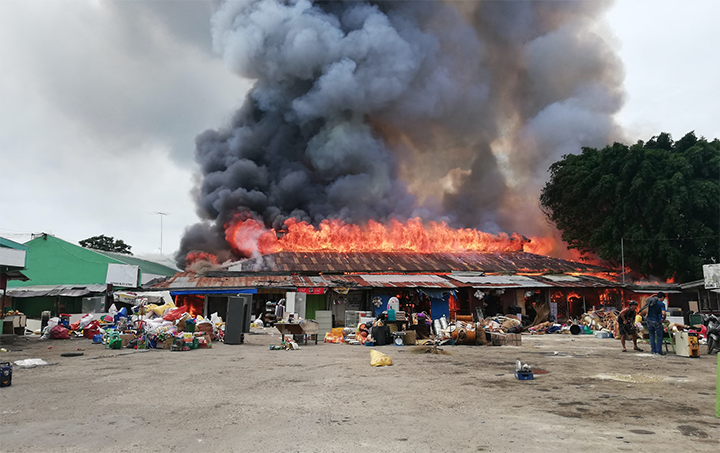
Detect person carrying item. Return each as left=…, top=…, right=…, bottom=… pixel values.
left=617, top=300, right=643, bottom=352
left=641, top=292, right=667, bottom=355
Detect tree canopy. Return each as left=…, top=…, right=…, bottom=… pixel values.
left=79, top=235, right=133, bottom=255
left=540, top=131, right=719, bottom=283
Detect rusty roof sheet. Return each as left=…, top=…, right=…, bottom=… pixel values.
left=149, top=272, right=372, bottom=290
left=447, top=274, right=551, bottom=288
left=150, top=272, right=295, bottom=290
left=358, top=274, right=457, bottom=289
left=531, top=274, right=621, bottom=288
left=234, top=251, right=612, bottom=274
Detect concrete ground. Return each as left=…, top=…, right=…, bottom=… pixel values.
left=1, top=329, right=718, bottom=452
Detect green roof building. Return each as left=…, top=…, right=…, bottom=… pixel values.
left=6, top=234, right=178, bottom=317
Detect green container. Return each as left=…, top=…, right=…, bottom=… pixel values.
left=185, top=323, right=196, bottom=333
left=190, top=337, right=199, bottom=349
left=689, top=314, right=703, bottom=327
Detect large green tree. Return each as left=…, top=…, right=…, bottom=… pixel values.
left=540, top=132, right=719, bottom=283
left=79, top=235, right=133, bottom=255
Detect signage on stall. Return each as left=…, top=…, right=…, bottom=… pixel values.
left=298, top=287, right=327, bottom=294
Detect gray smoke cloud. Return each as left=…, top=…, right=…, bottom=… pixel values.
left=177, top=0, right=623, bottom=268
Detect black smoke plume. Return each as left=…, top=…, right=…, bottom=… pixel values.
left=177, top=0, right=623, bottom=268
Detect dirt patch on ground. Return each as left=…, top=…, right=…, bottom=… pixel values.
left=0, top=331, right=718, bottom=452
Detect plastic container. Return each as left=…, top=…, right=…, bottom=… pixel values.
left=514, top=371, right=534, bottom=380
left=92, top=334, right=103, bottom=344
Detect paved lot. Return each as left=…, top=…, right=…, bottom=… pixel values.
left=1, top=330, right=718, bottom=452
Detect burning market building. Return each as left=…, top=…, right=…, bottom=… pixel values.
left=152, top=1, right=686, bottom=333
left=148, top=249, right=626, bottom=330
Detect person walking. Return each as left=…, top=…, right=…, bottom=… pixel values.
left=642, top=292, right=667, bottom=355
left=618, top=300, right=643, bottom=352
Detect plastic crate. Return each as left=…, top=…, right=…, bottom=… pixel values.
left=515, top=371, right=534, bottom=380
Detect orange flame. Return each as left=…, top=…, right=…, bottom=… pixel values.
left=186, top=251, right=218, bottom=267
left=225, top=217, right=560, bottom=255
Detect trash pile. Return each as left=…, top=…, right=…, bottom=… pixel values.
left=38, top=302, right=226, bottom=352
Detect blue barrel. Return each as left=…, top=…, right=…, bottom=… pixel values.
left=0, top=362, right=12, bottom=387
left=92, top=334, right=103, bottom=344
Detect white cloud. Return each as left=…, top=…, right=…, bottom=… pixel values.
left=607, top=0, right=720, bottom=140
left=0, top=0, right=251, bottom=256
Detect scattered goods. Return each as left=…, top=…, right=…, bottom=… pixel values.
left=32, top=302, right=221, bottom=353
left=515, top=359, right=534, bottom=380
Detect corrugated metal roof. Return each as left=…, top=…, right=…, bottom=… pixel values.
left=152, top=272, right=296, bottom=290
left=7, top=284, right=107, bottom=298
left=149, top=272, right=457, bottom=290
left=447, top=274, right=551, bottom=288
left=531, top=275, right=620, bottom=288
left=292, top=275, right=369, bottom=288
left=358, top=274, right=457, bottom=288
left=235, top=251, right=613, bottom=274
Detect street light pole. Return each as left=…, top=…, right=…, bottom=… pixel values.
left=155, top=212, right=169, bottom=254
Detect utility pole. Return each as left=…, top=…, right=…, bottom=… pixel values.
left=154, top=212, right=169, bottom=254
left=621, top=237, right=625, bottom=285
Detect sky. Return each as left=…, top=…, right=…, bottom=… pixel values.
left=1, top=0, right=718, bottom=264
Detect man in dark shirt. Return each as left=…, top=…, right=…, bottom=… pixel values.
left=642, top=292, right=667, bottom=355
left=618, top=300, right=643, bottom=352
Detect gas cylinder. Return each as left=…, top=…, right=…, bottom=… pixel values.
left=688, top=332, right=700, bottom=358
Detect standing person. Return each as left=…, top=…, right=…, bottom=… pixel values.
left=618, top=300, right=643, bottom=352
left=642, top=292, right=667, bottom=355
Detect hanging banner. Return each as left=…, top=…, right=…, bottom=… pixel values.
left=703, top=264, right=720, bottom=289
left=297, top=287, right=327, bottom=294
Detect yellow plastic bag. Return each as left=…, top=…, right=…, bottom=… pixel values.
left=152, top=302, right=176, bottom=317
left=370, top=349, right=393, bottom=367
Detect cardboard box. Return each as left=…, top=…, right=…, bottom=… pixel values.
left=490, top=333, right=506, bottom=346
left=198, top=333, right=212, bottom=349
left=161, top=338, right=174, bottom=349
left=120, top=334, right=137, bottom=348
left=506, top=333, right=522, bottom=346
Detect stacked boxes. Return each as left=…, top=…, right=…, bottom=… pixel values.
left=489, top=333, right=522, bottom=346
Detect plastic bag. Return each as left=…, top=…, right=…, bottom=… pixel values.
left=163, top=306, right=188, bottom=321
left=50, top=325, right=70, bottom=339
left=79, top=313, right=94, bottom=329
left=370, top=349, right=393, bottom=367
left=14, top=358, right=50, bottom=368
left=151, top=302, right=175, bottom=317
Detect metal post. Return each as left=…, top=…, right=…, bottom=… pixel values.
left=621, top=238, right=625, bottom=285
left=155, top=211, right=169, bottom=254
